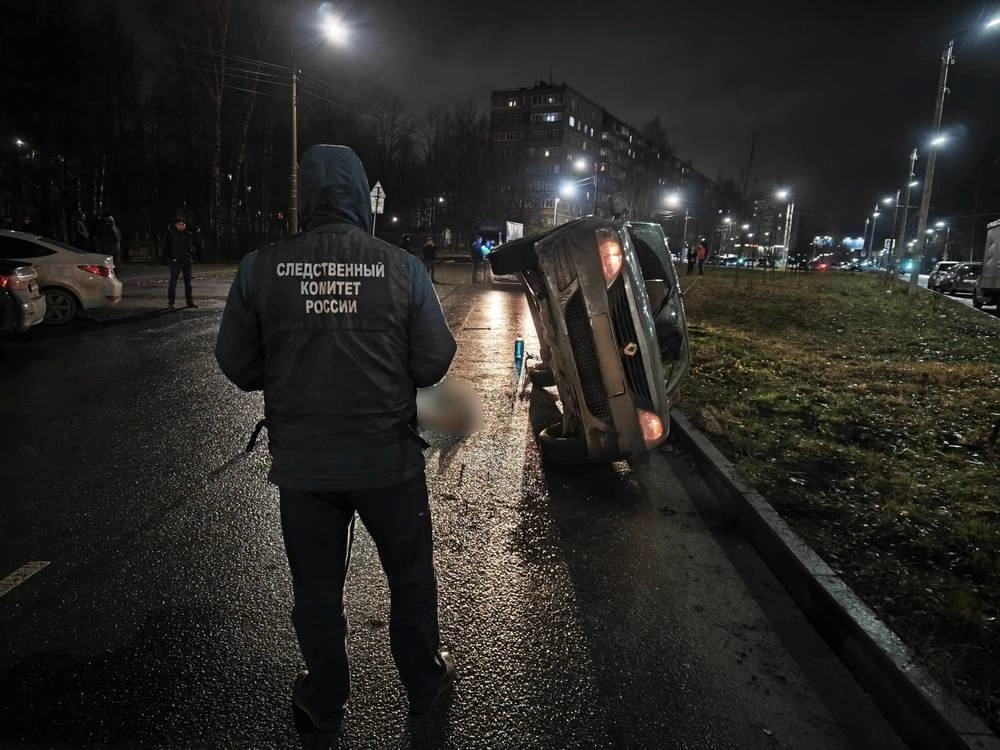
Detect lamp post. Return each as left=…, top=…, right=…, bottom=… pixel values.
left=288, top=10, right=349, bottom=236
left=866, top=205, right=881, bottom=261
left=553, top=197, right=560, bottom=226
left=895, top=149, right=919, bottom=271
left=910, top=15, right=1000, bottom=291
left=776, top=189, right=795, bottom=270
left=935, top=220, right=952, bottom=260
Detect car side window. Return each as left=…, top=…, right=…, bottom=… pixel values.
left=0, top=236, right=54, bottom=259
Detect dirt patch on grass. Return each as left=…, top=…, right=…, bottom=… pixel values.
left=679, top=269, right=1000, bottom=731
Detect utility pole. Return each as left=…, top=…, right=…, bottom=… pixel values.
left=895, top=149, right=918, bottom=272
left=910, top=39, right=954, bottom=293
left=288, top=64, right=299, bottom=236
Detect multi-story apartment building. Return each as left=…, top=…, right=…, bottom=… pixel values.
left=490, top=81, right=726, bottom=246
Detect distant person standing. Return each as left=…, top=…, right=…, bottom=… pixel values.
left=696, top=241, right=707, bottom=275
left=686, top=245, right=696, bottom=276
left=399, top=234, right=412, bottom=254
left=160, top=213, right=199, bottom=309
left=422, top=236, right=438, bottom=282
left=95, top=212, right=122, bottom=271
left=72, top=211, right=90, bottom=251
left=470, top=235, right=485, bottom=283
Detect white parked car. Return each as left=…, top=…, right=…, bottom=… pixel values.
left=0, top=230, right=123, bottom=324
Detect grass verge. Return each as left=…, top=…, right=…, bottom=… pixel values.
left=677, top=267, right=1000, bottom=733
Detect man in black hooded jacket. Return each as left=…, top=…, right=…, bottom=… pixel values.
left=215, top=144, right=457, bottom=730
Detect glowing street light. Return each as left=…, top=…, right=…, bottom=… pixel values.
left=320, top=12, right=349, bottom=43
left=14, top=138, right=26, bottom=148
left=664, top=192, right=681, bottom=209
left=988, top=15, right=1000, bottom=28
left=775, top=189, right=795, bottom=270
left=288, top=6, right=352, bottom=235
left=930, top=135, right=948, bottom=147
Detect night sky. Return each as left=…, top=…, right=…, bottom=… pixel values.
left=118, top=0, right=1000, bottom=234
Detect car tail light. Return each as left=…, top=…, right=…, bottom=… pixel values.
left=637, top=409, right=665, bottom=448
left=0, top=271, right=31, bottom=291
left=79, top=264, right=112, bottom=277
left=595, top=229, right=624, bottom=286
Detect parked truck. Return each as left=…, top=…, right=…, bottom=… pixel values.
left=973, top=219, right=1000, bottom=310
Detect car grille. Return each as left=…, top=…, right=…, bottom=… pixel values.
left=565, top=291, right=611, bottom=422
left=608, top=278, right=654, bottom=411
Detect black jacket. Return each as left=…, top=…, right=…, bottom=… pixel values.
left=214, top=145, right=457, bottom=490
left=161, top=227, right=197, bottom=263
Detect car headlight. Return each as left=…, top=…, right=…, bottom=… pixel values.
left=637, top=410, right=665, bottom=448
left=595, top=229, right=624, bottom=286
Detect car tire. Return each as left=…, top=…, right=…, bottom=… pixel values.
left=43, top=288, right=80, bottom=325
left=973, top=289, right=984, bottom=309
left=537, top=422, right=589, bottom=464
left=528, top=367, right=556, bottom=388
left=489, top=241, right=536, bottom=276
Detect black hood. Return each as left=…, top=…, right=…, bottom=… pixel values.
left=299, top=144, right=372, bottom=233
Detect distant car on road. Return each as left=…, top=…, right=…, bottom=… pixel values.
left=939, top=262, right=982, bottom=296
left=0, top=230, right=123, bottom=324
left=0, top=260, right=46, bottom=333
left=927, top=261, right=961, bottom=292
left=488, top=217, right=690, bottom=464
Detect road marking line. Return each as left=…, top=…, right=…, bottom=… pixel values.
left=0, top=561, right=51, bottom=598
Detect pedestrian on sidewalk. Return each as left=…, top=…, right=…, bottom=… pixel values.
left=421, top=236, right=438, bottom=282
left=214, top=144, right=458, bottom=731
left=160, top=213, right=199, bottom=309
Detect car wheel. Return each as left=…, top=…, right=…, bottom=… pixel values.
left=528, top=367, right=556, bottom=388
left=537, top=422, right=589, bottom=464
left=973, top=289, right=984, bottom=309
left=43, top=288, right=80, bottom=325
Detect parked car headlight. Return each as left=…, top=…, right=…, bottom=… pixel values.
left=637, top=409, right=665, bottom=447
left=595, top=229, right=624, bottom=286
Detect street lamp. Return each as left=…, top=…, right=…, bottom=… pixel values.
left=934, top=220, right=952, bottom=259
left=867, top=206, right=882, bottom=260
left=288, top=8, right=350, bottom=236
left=909, top=15, right=1000, bottom=291
left=561, top=178, right=598, bottom=216
left=776, top=189, right=795, bottom=270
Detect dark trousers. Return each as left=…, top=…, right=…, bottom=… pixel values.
left=686, top=258, right=696, bottom=276
left=471, top=260, right=484, bottom=283
left=167, top=260, right=193, bottom=304
left=698, top=259, right=705, bottom=275
left=279, top=475, right=443, bottom=713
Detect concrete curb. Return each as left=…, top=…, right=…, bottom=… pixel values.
left=669, top=408, right=1000, bottom=750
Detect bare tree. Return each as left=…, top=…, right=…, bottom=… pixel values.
left=176, top=0, right=233, bottom=253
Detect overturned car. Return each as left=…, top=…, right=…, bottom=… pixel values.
left=489, top=217, right=690, bottom=464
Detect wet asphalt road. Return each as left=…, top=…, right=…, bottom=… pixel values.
left=0, top=263, right=906, bottom=749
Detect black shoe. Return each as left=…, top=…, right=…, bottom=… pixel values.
left=409, top=651, right=456, bottom=715
left=292, top=671, right=345, bottom=733
left=186, top=301, right=198, bottom=308
left=167, top=302, right=175, bottom=310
